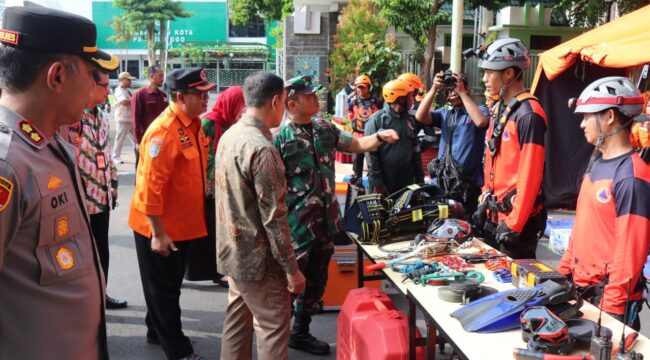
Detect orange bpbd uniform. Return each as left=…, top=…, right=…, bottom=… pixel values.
left=484, top=97, right=547, bottom=232
left=128, top=102, right=209, bottom=240
left=558, top=152, right=650, bottom=314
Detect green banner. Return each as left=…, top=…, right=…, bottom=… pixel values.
left=93, top=1, right=228, bottom=49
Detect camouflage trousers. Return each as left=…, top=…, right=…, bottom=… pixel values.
left=292, top=238, right=335, bottom=316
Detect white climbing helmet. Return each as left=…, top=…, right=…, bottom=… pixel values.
left=574, top=76, right=644, bottom=118
left=478, top=38, right=530, bottom=71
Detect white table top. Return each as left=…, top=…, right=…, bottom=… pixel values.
left=356, top=238, right=650, bottom=359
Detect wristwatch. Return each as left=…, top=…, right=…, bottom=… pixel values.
left=376, top=129, right=386, bottom=143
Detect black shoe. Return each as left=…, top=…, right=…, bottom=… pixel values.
left=288, top=333, right=330, bottom=355
left=146, top=331, right=159, bottom=345
left=106, top=295, right=127, bottom=309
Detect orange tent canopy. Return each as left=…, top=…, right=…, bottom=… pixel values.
left=531, top=4, right=650, bottom=92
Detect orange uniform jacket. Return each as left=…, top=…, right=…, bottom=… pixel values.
left=484, top=97, right=547, bottom=232
left=558, top=152, right=650, bottom=315
left=128, top=102, right=209, bottom=241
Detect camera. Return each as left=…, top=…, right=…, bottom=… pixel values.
left=441, top=70, right=456, bottom=89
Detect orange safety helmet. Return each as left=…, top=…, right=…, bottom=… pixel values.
left=382, top=79, right=411, bottom=103
left=398, top=73, right=425, bottom=92
left=354, top=75, right=372, bottom=88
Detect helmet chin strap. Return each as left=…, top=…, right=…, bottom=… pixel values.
left=585, top=112, right=634, bottom=173
left=497, top=69, right=523, bottom=101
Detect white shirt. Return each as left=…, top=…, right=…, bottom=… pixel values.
left=113, top=86, right=132, bottom=123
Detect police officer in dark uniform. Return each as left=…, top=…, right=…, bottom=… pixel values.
left=0, top=5, right=119, bottom=359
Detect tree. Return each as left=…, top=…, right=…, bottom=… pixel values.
left=229, top=0, right=293, bottom=25
left=553, top=0, right=650, bottom=27
left=108, top=15, right=135, bottom=64
left=374, top=0, right=509, bottom=88
left=114, top=0, right=192, bottom=70
left=328, top=0, right=402, bottom=95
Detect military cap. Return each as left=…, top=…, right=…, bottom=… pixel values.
left=0, top=4, right=119, bottom=71
left=285, top=75, right=322, bottom=97
left=166, top=67, right=216, bottom=92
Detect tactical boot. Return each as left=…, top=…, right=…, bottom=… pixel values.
left=288, top=313, right=330, bottom=355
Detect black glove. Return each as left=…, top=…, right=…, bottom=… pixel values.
left=495, top=221, right=519, bottom=244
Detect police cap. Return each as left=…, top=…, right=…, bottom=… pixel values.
left=0, top=4, right=119, bottom=71
left=166, top=68, right=216, bottom=92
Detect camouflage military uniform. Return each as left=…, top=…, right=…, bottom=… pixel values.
left=274, top=118, right=352, bottom=314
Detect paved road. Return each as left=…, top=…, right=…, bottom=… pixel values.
left=105, top=131, right=650, bottom=359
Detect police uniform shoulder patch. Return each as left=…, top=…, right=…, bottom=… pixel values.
left=18, top=120, right=44, bottom=145
left=0, top=176, right=13, bottom=212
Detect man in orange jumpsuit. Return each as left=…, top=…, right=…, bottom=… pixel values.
left=129, top=68, right=214, bottom=360
left=469, top=38, right=548, bottom=259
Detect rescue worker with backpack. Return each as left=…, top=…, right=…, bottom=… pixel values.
left=365, top=79, right=423, bottom=195
left=558, top=76, right=650, bottom=330
left=348, top=75, right=383, bottom=183
left=467, top=38, right=548, bottom=259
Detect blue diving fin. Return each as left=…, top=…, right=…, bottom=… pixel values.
left=450, top=286, right=548, bottom=333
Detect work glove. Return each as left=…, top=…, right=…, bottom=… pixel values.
left=495, top=221, right=519, bottom=244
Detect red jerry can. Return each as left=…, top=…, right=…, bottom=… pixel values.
left=337, top=287, right=395, bottom=360
left=349, top=301, right=424, bottom=360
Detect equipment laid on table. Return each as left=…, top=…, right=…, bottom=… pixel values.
left=337, top=287, right=424, bottom=360
left=365, top=236, right=459, bottom=273
left=513, top=348, right=592, bottom=359
left=426, top=218, right=471, bottom=242
left=437, top=279, right=498, bottom=304
left=343, top=184, right=464, bottom=244
left=450, top=280, right=579, bottom=333
left=412, top=269, right=485, bottom=286
left=511, top=259, right=568, bottom=288
left=520, top=306, right=575, bottom=355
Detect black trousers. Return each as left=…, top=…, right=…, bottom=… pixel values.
left=352, top=152, right=364, bottom=179
left=134, top=232, right=194, bottom=359
left=90, top=211, right=110, bottom=283
left=185, top=196, right=221, bottom=281
left=483, top=208, right=547, bottom=259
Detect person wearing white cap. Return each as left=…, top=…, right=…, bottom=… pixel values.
left=112, top=71, right=136, bottom=163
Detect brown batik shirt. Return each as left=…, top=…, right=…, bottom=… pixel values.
left=214, top=114, right=299, bottom=281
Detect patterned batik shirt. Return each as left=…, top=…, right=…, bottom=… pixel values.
left=79, top=108, right=117, bottom=214
left=214, top=114, right=299, bottom=281
left=273, top=118, right=353, bottom=255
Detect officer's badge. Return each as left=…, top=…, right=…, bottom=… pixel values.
left=47, top=174, right=62, bottom=190
left=18, top=120, right=44, bottom=145
left=502, top=130, right=511, bottom=142
left=0, top=176, right=13, bottom=213
left=55, top=246, right=74, bottom=270
left=56, top=216, right=69, bottom=238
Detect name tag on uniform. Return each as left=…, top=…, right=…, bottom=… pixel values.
left=96, top=153, right=107, bottom=169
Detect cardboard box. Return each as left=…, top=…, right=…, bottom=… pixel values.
left=546, top=219, right=574, bottom=256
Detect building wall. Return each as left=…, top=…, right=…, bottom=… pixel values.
left=283, top=11, right=337, bottom=84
